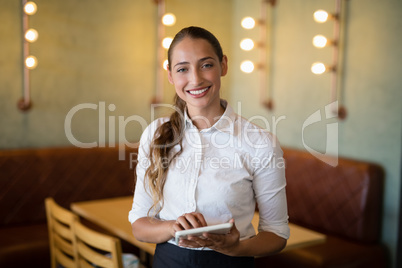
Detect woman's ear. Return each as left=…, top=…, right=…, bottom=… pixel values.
left=221, top=55, right=228, bottom=77
left=167, top=66, right=174, bottom=85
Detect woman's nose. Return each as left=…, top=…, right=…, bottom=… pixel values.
left=190, top=69, right=203, bottom=85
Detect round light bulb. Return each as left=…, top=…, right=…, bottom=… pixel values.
left=163, top=59, right=169, bottom=70
left=162, top=13, right=176, bottom=26
left=241, top=17, right=255, bottom=29
left=240, top=38, right=254, bottom=51
left=25, top=55, right=38, bottom=69
left=162, top=37, right=173, bottom=49
left=314, top=10, right=329, bottom=23
left=311, top=62, right=326, bottom=75
left=240, top=60, right=254, bottom=73
left=25, top=28, right=39, bottom=43
left=312, top=35, right=328, bottom=48
left=24, top=1, right=37, bottom=15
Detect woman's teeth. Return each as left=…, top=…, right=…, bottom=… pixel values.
left=188, top=87, right=209, bottom=95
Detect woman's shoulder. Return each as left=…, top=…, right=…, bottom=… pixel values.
left=235, top=115, right=274, bottom=138
left=149, top=116, right=170, bottom=128
left=140, top=117, right=170, bottom=141
left=234, top=115, right=281, bottom=152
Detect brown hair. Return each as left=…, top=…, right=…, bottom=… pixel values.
left=145, top=26, right=224, bottom=216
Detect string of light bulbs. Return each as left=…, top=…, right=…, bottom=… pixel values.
left=152, top=0, right=176, bottom=104
left=311, top=0, right=347, bottom=119
left=239, top=0, right=276, bottom=110
left=19, top=0, right=38, bottom=111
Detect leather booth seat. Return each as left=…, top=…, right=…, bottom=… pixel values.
left=255, top=148, right=388, bottom=268
left=0, top=146, right=388, bottom=268
left=0, top=147, right=137, bottom=268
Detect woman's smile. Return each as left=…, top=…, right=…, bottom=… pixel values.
left=186, top=86, right=211, bottom=97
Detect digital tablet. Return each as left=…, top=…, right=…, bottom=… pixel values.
left=175, top=222, right=233, bottom=244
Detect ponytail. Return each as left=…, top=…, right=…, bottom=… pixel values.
left=145, top=95, right=185, bottom=216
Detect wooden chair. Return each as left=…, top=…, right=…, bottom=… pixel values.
left=45, top=197, right=79, bottom=268
left=72, top=219, right=124, bottom=268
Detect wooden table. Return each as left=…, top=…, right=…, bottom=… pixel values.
left=71, top=196, right=325, bottom=256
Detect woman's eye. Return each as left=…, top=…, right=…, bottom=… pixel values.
left=202, top=63, right=213, bottom=68
left=176, top=68, right=186, bottom=73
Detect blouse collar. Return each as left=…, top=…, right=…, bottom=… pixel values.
left=183, top=99, right=237, bottom=135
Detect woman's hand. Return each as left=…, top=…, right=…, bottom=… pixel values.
left=171, top=212, right=208, bottom=238
left=177, top=219, right=241, bottom=255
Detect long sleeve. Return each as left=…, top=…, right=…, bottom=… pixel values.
left=128, top=119, right=164, bottom=224
left=252, top=134, right=289, bottom=239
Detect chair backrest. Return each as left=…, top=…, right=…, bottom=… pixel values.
left=45, top=197, right=79, bottom=268
left=72, top=220, right=123, bottom=268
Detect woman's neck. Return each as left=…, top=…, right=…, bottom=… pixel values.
left=187, top=103, right=225, bottom=130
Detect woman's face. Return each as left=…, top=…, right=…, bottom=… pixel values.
left=168, top=37, right=227, bottom=115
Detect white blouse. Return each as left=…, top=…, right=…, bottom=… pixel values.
left=129, top=100, right=290, bottom=242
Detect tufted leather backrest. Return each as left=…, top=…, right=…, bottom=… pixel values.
left=283, top=147, right=384, bottom=243
left=0, top=147, right=138, bottom=227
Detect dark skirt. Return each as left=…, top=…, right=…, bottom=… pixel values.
left=152, top=242, right=255, bottom=268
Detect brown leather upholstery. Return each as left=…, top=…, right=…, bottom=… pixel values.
left=0, top=224, right=50, bottom=268
left=283, top=148, right=384, bottom=243
left=0, top=146, right=137, bottom=268
left=0, top=146, right=388, bottom=268
left=0, top=147, right=136, bottom=226
left=255, top=147, right=388, bottom=268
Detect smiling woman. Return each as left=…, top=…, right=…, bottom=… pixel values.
left=129, top=26, right=290, bottom=268
left=167, top=37, right=227, bottom=129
